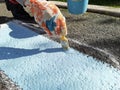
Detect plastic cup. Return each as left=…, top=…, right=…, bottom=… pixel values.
left=67, top=0, right=89, bottom=15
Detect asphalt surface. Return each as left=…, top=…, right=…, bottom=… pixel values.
left=0, top=21, right=120, bottom=90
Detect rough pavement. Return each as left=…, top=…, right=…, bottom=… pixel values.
left=62, top=9, right=120, bottom=65
left=0, top=21, right=120, bottom=90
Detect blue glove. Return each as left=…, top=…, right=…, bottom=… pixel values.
left=46, top=16, right=56, bottom=31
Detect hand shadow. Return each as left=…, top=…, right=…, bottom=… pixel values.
left=40, top=48, right=64, bottom=53
left=0, top=47, right=40, bottom=60
left=0, top=47, right=64, bottom=60
left=7, top=21, right=38, bottom=39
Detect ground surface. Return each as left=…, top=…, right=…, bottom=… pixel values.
left=0, top=21, right=120, bottom=90
left=62, top=9, right=120, bottom=67
left=0, top=2, right=120, bottom=90
left=0, top=2, right=120, bottom=65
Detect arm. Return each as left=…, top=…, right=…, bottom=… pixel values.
left=17, top=0, right=69, bottom=49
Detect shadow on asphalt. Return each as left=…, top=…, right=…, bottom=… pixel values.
left=0, top=47, right=64, bottom=60
left=97, top=18, right=120, bottom=25
left=89, top=38, right=120, bottom=60
left=0, top=16, right=13, bottom=24
left=39, top=48, right=64, bottom=53
left=8, top=22, right=38, bottom=39
left=0, top=1, right=4, bottom=3
left=66, top=16, right=87, bottom=22
left=0, top=47, right=40, bottom=60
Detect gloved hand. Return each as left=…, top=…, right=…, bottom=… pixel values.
left=60, top=36, right=69, bottom=50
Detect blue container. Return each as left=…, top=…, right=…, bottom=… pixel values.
left=67, top=0, right=89, bottom=15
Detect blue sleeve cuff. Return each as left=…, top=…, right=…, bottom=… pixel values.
left=46, top=16, right=56, bottom=31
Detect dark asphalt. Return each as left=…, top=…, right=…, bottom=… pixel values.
left=62, top=8, right=120, bottom=64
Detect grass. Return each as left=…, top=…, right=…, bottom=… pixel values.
left=55, top=0, right=120, bottom=7
left=89, top=0, right=120, bottom=7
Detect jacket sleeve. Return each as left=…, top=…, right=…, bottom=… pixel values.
left=24, top=0, right=67, bottom=36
